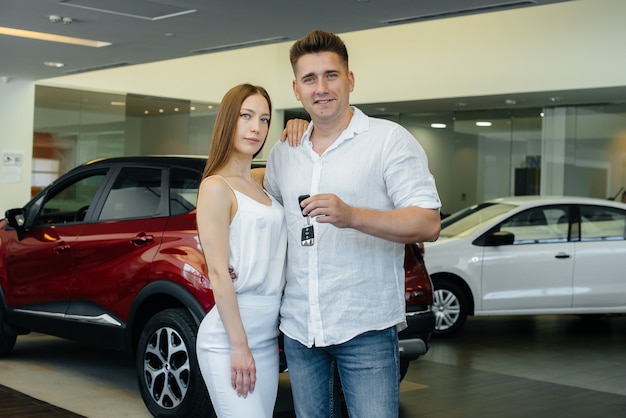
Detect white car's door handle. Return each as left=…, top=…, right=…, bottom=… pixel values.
left=555, top=252, right=571, bottom=259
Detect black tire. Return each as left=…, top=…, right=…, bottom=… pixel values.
left=136, top=308, right=214, bottom=418
left=432, top=281, right=468, bottom=337
left=0, top=308, right=17, bottom=357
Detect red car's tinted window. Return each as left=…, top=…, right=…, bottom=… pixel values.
left=99, top=167, right=163, bottom=220
left=33, top=173, right=107, bottom=225
left=169, top=167, right=201, bottom=215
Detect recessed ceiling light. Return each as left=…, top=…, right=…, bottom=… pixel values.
left=476, top=121, right=492, bottom=127
left=431, top=123, right=447, bottom=129
left=48, top=15, right=73, bottom=24
left=44, top=61, right=65, bottom=68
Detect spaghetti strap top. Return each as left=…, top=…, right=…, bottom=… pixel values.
left=209, top=175, right=287, bottom=296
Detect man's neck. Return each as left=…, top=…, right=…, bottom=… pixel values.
left=310, top=107, right=353, bottom=155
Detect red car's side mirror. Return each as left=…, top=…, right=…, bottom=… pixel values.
left=5, top=208, right=26, bottom=240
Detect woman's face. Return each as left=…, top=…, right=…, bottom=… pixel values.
left=233, top=94, right=270, bottom=157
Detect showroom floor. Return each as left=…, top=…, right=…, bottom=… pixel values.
left=1, top=315, right=625, bottom=418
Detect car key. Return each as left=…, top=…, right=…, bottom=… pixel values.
left=298, top=194, right=314, bottom=246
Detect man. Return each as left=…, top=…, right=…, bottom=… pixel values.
left=264, top=29, right=441, bottom=418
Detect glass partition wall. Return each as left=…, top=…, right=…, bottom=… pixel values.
left=33, top=86, right=626, bottom=212
left=390, top=109, right=543, bottom=214
left=542, top=104, right=626, bottom=201
left=33, top=86, right=217, bottom=196
left=392, top=105, right=626, bottom=214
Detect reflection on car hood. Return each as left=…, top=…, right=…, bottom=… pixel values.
left=424, top=236, right=456, bottom=249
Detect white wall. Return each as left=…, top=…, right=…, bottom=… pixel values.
left=0, top=80, right=35, bottom=215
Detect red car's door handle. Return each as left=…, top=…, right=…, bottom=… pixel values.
left=54, top=243, right=71, bottom=254
left=131, top=233, right=154, bottom=246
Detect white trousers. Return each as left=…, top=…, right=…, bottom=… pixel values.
left=196, top=294, right=281, bottom=418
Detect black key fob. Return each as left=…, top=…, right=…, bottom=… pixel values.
left=298, top=194, right=310, bottom=216
left=301, top=224, right=314, bottom=245
left=298, top=194, right=314, bottom=246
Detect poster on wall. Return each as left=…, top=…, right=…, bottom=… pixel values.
left=2, top=152, right=23, bottom=183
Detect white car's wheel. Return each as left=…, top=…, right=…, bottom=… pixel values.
left=433, top=281, right=468, bottom=337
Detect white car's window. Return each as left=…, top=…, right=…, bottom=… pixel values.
left=500, top=206, right=569, bottom=244
left=441, top=203, right=516, bottom=238
left=579, top=205, right=626, bottom=241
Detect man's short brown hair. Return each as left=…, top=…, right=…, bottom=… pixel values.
left=289, top=29, right=349, bottom=72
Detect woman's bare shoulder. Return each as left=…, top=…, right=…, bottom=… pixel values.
left=199, top=175, right=234, bottom=201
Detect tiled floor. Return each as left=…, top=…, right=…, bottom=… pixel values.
left=1, top=314, right=625, bottom=417
left=0, top=384, right=85, bottom=418
left=399, top=314, right=626, bottom=418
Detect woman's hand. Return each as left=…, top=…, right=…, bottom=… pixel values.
left=230, top=345, right=256, bottom=397
left=280, top=118, right=310, bottom=147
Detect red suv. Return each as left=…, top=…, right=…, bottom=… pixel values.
left=0, top=156, right=434, bottom=417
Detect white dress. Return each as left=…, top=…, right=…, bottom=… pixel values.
left=196, top=177, right=287, bottom=418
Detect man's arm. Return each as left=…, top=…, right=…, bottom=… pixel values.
left=300, top=194, right=440, bottom=243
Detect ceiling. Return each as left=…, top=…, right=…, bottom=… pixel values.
left=4, top=0, right=624, bottom=115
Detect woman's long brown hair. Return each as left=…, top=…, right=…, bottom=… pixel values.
left=202, top=84, right=272, bottom=179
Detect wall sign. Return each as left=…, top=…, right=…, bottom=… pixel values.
left=2, top=152, right=24, bottom=183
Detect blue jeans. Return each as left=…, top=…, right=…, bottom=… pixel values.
left=284, top=327, right=400, bottom=418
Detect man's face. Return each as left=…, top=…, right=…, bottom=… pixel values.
left=292, top=51, right=354, bottom=123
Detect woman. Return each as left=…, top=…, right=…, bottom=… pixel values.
left=195, top=84, right=301, bottom=417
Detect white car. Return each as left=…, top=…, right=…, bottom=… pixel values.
left=425, top=196, right=626, bottom=336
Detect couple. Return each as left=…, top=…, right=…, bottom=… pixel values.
left=196, top=29, right=441, bottom=418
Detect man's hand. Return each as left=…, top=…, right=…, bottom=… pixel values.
left=300, top=193, right=353, bottom=228
left=280, top=118, right=310, bottom=147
